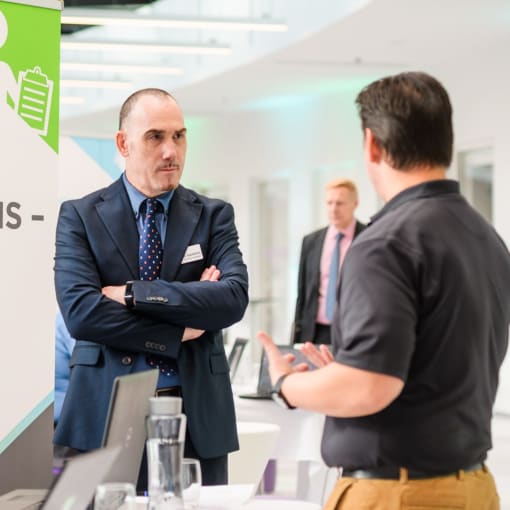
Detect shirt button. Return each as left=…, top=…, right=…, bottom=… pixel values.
left=121, top=355, right=133, bottom=365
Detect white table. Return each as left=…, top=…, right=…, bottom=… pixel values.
left=234, top=393, right=334, bottom=503
left=229, top=422, right=280, bottom=489
left=234, top=396, right=324, bottom=463
left=135, top=485, right=321, bottom=510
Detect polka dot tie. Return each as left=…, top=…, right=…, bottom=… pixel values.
left=139, top=198, right=163, bottom=281
left=139, top=198, right=176, bottom=376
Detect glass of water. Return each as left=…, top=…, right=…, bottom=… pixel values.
left=94, top=482, right=136, bottom=510
left=181, top=458, right=201, bottom=509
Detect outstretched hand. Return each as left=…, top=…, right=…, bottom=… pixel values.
left=300, top=341, right=334, bottom=368
left=257, top=331, right=309, bottom=386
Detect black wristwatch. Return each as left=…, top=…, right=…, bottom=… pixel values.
left=271, top=374, right=296, bottom=409
left=124, top=281, right=135, bottom=309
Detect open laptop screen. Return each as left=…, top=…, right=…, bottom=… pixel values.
left=227, top=337, right=248, bottom=382
left=100, top=369, right=158, bottom=486
left=0, top=446, right=121, bottom=510
left=239, top=345, right=312, bottom=399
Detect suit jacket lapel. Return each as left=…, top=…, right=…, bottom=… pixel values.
left=96, top=179, right=139, bottom=279
left=354, top=220, right=366, bottom=238
left=312, top=228, right=328, bottom=287
left=161, top=186, right=203, bottom=281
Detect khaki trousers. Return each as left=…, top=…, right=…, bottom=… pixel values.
left=323, top=466, right=500, bottom=510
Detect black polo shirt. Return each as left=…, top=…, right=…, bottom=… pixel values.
left=322, top=179, right=510, bottom=472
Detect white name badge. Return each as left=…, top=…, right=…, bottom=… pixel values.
left=182, top=244, right=204, bottom=264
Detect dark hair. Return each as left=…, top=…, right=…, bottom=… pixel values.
left=355, top=72, right=453, bottom=170
left=118, top=88, right=176, bottom=129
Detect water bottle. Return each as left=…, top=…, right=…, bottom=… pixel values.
left=146, top=396, right=186, bottom=510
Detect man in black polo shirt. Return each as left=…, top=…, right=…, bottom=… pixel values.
left=259, top=71, right=510, bottom=509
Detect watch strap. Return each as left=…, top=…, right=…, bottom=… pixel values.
left=124, top=280, right=135, bottom=309
left=272, top=373, right=296, bottom=409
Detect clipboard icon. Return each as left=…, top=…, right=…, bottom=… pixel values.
left=17, top=66, right=53, bottom=136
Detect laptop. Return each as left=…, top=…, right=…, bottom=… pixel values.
left=238, top=345, right=312, bottom=399
left=227, top=337, right=248, bottom=382
left=0, top=369, right=158, bottom=509
left=100, top=368, right=159, bottom=485
left=0, top=445, right=121, bottom=510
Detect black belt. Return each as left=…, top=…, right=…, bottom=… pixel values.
left=342, top=462, right=484, bottom=480
left=155, top=386, right=182, bottom=397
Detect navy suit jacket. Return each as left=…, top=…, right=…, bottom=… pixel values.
left=292, top=221, right=365, bottom=343
left=54, top=178, right=249, bottom=458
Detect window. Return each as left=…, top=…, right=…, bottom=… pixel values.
left=458, top=147, right=493, bottom=223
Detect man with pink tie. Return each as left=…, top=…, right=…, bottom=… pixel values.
left=292, top=179, right=365, bottom=344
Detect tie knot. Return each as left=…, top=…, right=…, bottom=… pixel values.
left=336, top=232, right=344, bottom=242
left=143, top=198, right=163, bottom=216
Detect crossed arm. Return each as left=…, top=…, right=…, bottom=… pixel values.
left=55, top=199, right=248, bottom=355
left=102, top=265, right=221, bottom=341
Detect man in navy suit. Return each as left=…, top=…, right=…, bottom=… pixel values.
left=292, top=179, right=365, bottom=344
left=54, top=88, right=249, bottom=486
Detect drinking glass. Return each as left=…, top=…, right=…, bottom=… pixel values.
left=94, top=482, right=137, bottom=510
left=181, top=458, right=201, bottom=509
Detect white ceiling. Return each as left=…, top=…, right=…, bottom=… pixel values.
left=60, top=0, right=510, bottom=136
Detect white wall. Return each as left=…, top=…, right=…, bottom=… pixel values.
left=176, top=86, right=377, bottom=362
left=439, top=55, right=510, bottom=414
left=183, top=85, right=378, bottom=282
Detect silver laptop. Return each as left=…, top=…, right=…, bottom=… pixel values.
left=0, top=445, right=121, bottom=510
left=100, top=368, right=159, bottom=485
left=239, top=345, right=312, bottom=399
left=227, top=337, right=248, bottom=382
left=0, top=369, right=158, bottom=509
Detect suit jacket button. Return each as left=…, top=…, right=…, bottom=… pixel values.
left=121, top=355, right=133, bottom=365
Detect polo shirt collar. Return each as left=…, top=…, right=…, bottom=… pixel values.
left=369, top=179, right=459, bottom=225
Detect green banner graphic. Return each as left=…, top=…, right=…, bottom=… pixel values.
left=0, top=0, right=60, bottom=473
left=0, top=0, right=60, bottom=152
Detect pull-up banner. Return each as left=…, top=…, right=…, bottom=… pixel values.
left=0, top=0, right=61, bottom=492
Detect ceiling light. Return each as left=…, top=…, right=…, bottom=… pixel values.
left=61, top=39, right=231, bottom=55
left=61, top=79, right=133, bottom=89
left=61, top=62, right=184, bottom=76
left=61, top=9, right=288, bottom=32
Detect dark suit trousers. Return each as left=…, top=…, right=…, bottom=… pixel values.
left=314, top=323, right=332, bottom=344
